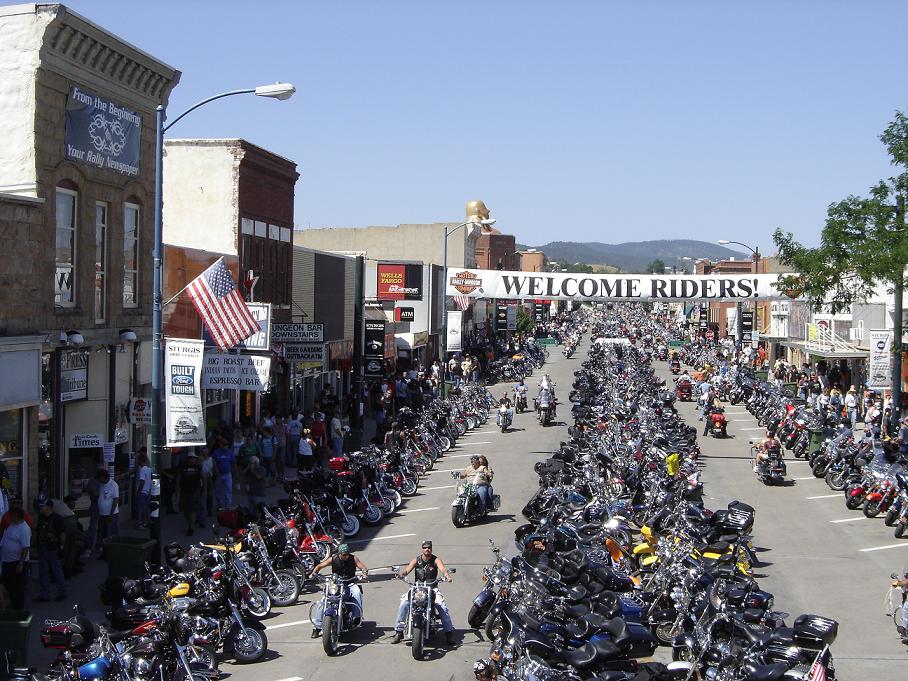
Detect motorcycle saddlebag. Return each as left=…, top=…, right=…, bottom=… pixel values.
left=792, top=614, right=838, bottom=648
left=217, top=506, right=249, bottom=530
left=40, top=622, right=74, bottom=649
left=328, top=456, right=348, bottom=472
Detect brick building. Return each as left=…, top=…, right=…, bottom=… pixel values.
left=0, top=3, right=180, bottom=499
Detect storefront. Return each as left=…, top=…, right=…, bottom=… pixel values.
left=0, top=337, right=44, bottom=503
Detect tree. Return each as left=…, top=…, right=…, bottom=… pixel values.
left=773, top=111, right=908, bottom=427
left=516, top=305, right=535, bottom=334
left=645, top=259, right=667, bottom=274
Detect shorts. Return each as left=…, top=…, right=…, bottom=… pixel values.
left=180, top=490, right=200, bottom=514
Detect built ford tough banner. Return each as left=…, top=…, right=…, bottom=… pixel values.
left=445, top=270, right=790, bottom=302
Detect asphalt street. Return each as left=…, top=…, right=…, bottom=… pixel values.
left=215, top=345, right=908, bottom=681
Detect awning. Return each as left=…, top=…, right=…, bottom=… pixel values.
left=779, top=340, right=868, bottom=359
left=395, top=331, right=428, bottom=351
left=365, top=306, right=388, bottom=321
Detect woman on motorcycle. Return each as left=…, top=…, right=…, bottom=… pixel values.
left=755, top=431, right=780, bottom=473
left=460, top=456, right=493, bottom=514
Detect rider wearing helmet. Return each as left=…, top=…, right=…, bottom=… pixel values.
left=390, top=539, right=455, bottom=645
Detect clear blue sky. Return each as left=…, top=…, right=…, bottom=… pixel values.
left=42, top=0, right=908, bottom=253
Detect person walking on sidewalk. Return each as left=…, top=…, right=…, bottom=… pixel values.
left=96, top=470, right=119, bottom=554
left=0, top=507, right=30, bottom=609
left=35, top=499, right=67, bottom=602
left=211, top=437, right=236, bottom=508
left=136, top=453, right=152, bottom=528
left=197, top=447, right=213, bottom=528
left=330, top=411, right=345, bottom=456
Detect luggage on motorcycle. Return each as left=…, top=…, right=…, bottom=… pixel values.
left=328, top=456, right=348, bottom=472
left=792, top=614, right=838, bottom=648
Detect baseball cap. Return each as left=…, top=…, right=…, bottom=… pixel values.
left=422, top=540, right=432, bottom=549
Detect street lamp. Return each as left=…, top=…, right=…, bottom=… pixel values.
left=150, top=82, right=295, bottom=552
left=717, top=240, right=761, bottom=348
left=440, top=217, right=495, bottom=395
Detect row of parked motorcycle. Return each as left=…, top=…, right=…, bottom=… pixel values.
left=471, top=307, right=839, bottom=681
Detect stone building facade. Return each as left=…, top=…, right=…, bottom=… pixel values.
left=0, top=3, right=180, bottom=499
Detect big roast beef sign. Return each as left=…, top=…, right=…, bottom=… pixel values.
left=446, top=269, right=790, bottom=302
left=377, top=263, right=423, bottom=300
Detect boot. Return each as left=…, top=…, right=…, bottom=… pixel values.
left=391, top=630, right=403, bottom=644
left=311, top=628, right=321, bottom=639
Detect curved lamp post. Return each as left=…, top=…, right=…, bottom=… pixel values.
left=150, top=83, right=295, bottom=552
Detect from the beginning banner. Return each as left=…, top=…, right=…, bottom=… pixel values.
left=164, top=338, right=205, bottom=447
left=65, top=85, right=141, bottom=176
left=446, top=270, right=791, bottom=302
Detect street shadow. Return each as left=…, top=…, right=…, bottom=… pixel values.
left=487, top=513, right=517, bottom=523
left=335, top=621, right=389, bottom=655
left=776, top=480, right=798, bottom=487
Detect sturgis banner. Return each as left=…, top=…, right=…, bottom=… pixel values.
left=164, top=338, right=205, bottom=447
left=446, top=270, right=789, bottom=302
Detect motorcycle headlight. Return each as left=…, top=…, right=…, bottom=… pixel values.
left=413, top=589, right=428, bottom=606
left=287, top=528, right=299, bottom=544
left=327, top=582, right=340, bottom=596
left=767, top=596, right=774, bottom=610
left=128, top=656, right=154, bottom=677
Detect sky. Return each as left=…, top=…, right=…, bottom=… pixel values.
left=35, top=0, right=908, bottom=254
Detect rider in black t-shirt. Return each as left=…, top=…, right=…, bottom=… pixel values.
left=308, top=543, right=369, bottom=638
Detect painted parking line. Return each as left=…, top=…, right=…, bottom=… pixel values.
left=462, top=441, right=492, bottom=445
left=859, top=543, right=908, bottom=553
left=806, top=494, right=841, bottom=500
left=267, top=620, right=310, bottom=630
left=739, top=427, right=764, bottom=431
left=794, top=476, right=819, bottom=480
left=449, top=453, right=479, bottom=458
left=348, top=533, right=415, bottom=543
left=274, top=677, right=304, bottom=681
left=397, top=506, right=440, bottom=514
left=831, top=517, right=869, bottom=523
left=420, top=485, right=456, bottom=491
left=432, top=468, right=465, bottom=473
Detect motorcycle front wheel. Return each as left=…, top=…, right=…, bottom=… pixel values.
left=452, top=506, right=466, bottom=528
left=885, top=506, right=900, bottom=527
left=863, top=499, right=883, bottom=518
left=340, top=514, right=360, bottom=537
left=825, top=469, right=847, bottom=491
left=269, top=570, right=300, bottom=607
left=322, top=615, right=339, bottom=656
left=231, top=626, right=268, bottom=663
left=411, top=626, right=424, bottom=659
left=400, top=477, right=418, bottom=496
left=439, top=436, right=452, bottom=452
left=468, top=602, right=491, bottom=629
left=845, top=493, right=864, bottom=510
left=895, top=522, right=907, bottom=539
left=184, top=644, right=219, bottom=672
left=362, top=505, right=383, bottom=526
left=244, top=587, right=272, bottom=618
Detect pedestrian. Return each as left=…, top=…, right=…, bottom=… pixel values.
left=211, top=436, right=236, bottom=508
left=136, top=453, right=152, bottom=528
left=0, top=507, right=30, bottom=609
left=845, top=386, right=858, bottom=430
left=286, top=411, right=302, bottom=468
left=96, top=469, right=119, bottom=554
left=159, top=448, right=177, bottom=515
left=246, top=457, right=266, bottom=509
left=34, top=499, right=67, bottom=602
left=178, top=452, right=202, bottom=536
left=330, top=410, right=345, bottom=455
left=298, top=428, right=316, bottom=470
left=259, top=427, right=277, bottom=484
left=273, top=416, right=287, bottom=482
left=83, top=470, right=102, bottom=556
left=197, top=447, right=213, bottom=527
left=0, top=496, right=34, bottom=535
left=236, top=433, right=261, bottom=497
left=809, top=374, right=822, bottom=412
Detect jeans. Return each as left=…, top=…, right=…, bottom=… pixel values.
left=98, top=514, right=118, bottom=548
left=38, top=547, right=67, bottom=598
left=198, top=488, right=211, bottom=523
left=476, top=484, right=491, bottom=514
left=138, top=493, right=149, bottom=522
left=215, top=472, right=233, bottom=508
left=394, top=590, right=454, bottom=633
left=496, top=409, right=513, bottom=427
left=848, top=408, right=858, bottom=429
left=311, top=584, right=363, bottom=629
left=87, top=504, right=99, bottom=551
left=287, top=436, right=300, bottom=467
left=1, top=562, right=26, bottom=609
left=332, top=437, right=344, bottom=455
left=261, top=456, right=275, bottom=479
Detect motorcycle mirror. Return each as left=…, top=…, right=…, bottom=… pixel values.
left=390, top=565, right=400, bottom=573
left=449, top=568, right=457, bottom=574
left=891, top=572, right=899, bottom=579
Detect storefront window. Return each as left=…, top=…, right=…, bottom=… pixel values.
left=0, top=410, right=23, bottom=500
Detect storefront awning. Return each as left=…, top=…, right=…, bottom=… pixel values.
left=779, top=340, right=868, bottom=359
left=395, top=331, right=428, bottom=351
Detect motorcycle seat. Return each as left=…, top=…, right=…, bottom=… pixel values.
left=565, top=584, right=589, bottom=603
left=769, top=626, right=795, bottom=645
left=566, top=602, right=590, bottom=619
left=582, top=611, right=609, bottom=632
left=565, top=619, right=590, bottom=639
left=602, top=617, right=631, bottom=646
left=743, top=662, right=788, bottom=681
left=701, top=541, right=731, bottom=554
left=563, top=641, right=599, bottom=669
left=590, top=636, right=622, bottom=661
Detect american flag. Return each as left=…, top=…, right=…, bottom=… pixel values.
left=187, top=258, right=258, bottom=351
left=808, top=645, right=830, bottom=681
left=453, top=295, right=472, bottom=311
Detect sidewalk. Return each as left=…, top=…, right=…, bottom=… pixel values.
left=21, top=418, right=380, bottom=669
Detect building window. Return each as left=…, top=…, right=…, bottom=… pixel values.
left=123, top=203, right=139, bottom=307
left=95, top=202, right=107, bottom=323
left=55, top=188, right=77, bottom=307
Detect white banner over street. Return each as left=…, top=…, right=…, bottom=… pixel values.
left=446, top=311, right=463, bottom=352
left=868, top=329, right=893, bottom=390
left=446, top=269, right=790, bottom=301
left=165, top=338, right=205, bottom=447
left=202, top=352, right=271, bottom=391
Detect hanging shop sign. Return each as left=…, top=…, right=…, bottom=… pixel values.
left=271, top=323, right=324, bottom=343
left=65, top=85, right=141, bottom=177
left=446, top=270, right=789, bottom=302
left=203, top=302, right=271, bottom=351
left=446, top=311, right=463, bottom=352
left=506, top=304, right=518, bottom=331
left=60, top=348, right=90, bottom=402
left=284, top=344, right=327, bottom=371
left=164, top=338, right=205, bottom=447
left=395, top=307, right=415, bottom=322
left=868, top=329, right=893, bottom=390
left=69, top=433, right=103, bottom=449
left=365, top=320, right=386, bottom=378
left=202, top=352, right=271, bottom=391
left=377, top=263, right=423, bottom=300
left=128, top=397, right=152, bottom=425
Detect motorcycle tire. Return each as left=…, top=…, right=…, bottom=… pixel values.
left=362, top=505, right=383, bottom=526
left=401, top=477, right=418, bottom=496
left=416, top=454, right=433, bottom=472
left=671, top=645, right=695, bottom=662
left=184, top=644, right=219, bottom=672
left=845, top=493, right=864, bottom=511
left=269, top=570, right=300, bottom=607
left=439, top=436, right=452, bottom=452
left=468, top=603, right=491, bottom=629
left=452, top=506, right=466, bottom=528
left=411, top=626, right=424, bottom=660
left=321, top=615, right=338, bottom=656
left=466, top=416, right=476, bottom=430
left=863, top=499, right=883, bottom=519
left=826, top=469, right=847, bottom=491
left=885, top=507, right=900, bottom=527
left=895, top=522, right=907, bottom=539
left=231, top=626, right=268, bottom=663
left=243, top=587, right=272, bottom=619
left=654, top=621, right=676, bottom=645
left=812, top=460, right=828, bottom=478
left=485, top=611, right=502, bottom=641
left=382, top=495, right=398, bottom=515
left=500, top=422, right=507, bottom=434
left=340, top=514, right=361, bottom=538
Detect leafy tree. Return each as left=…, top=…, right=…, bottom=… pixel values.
left=549, top=259, right=594, bottom=273
left=645, top=259, right=667, bottom=274
left=516, top=305, right=535, bottom=334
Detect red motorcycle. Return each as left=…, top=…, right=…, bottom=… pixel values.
left=675, top=379, right=693, bottom=402
left=707, top=407, right=728, bottom=438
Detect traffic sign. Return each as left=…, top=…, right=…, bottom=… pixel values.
left=271, top=323, right=323, bottom=343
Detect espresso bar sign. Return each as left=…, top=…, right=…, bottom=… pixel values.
left=60, top=348, right=90, bottom=402
left=65, top=86, right=141, bottom=177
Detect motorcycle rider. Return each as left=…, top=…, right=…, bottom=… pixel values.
left=460, top=455, right=493, bottom=514
left=513, top=379, right=528, bottom=410
left=308, top=543, right=369, bottom=638
left=497, top=392, right=513, bottom=428
left=390, top=539, right=455, bottom=645
left=755, top=431, right=781, bottom=474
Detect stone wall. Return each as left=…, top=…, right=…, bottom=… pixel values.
left=0, top=194, right=45, bottom=335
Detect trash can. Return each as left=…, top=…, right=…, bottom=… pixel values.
left=782, top=382, right=798, bottom=397
left=103, top=536, right=157, bottom=578
left=754, top=370, right=769, bottom=382
left=808, top=429, right=825, bottom=455
left=0, top=609, right=32, bottom=667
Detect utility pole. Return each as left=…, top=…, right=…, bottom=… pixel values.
left=351, top=254, right=365, bottom=431
left=892, top=195, right=904, bottom=433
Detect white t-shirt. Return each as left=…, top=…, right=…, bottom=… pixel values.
left=98, top=479, right=120, bottom=516
left=298, top=438, right=313, bottom=458
left=0, top=521, right=30, bottom=562
left=287, top=417, right=303, bottom=437
left=138, top=465, right=152, bottom=494
left=330, top=416, right=343, bottom=439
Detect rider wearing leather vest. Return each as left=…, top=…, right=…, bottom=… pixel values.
left=414, top=552, right=439, bottom=581
left=391, top=540, right=455, bottom=645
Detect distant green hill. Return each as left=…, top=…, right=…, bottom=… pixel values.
left=518, top=239, right=750, bottom=273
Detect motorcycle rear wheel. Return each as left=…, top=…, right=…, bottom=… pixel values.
left=411, top=625, right=424, bottom=660
left=322, top=615, right=338, bottom=656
